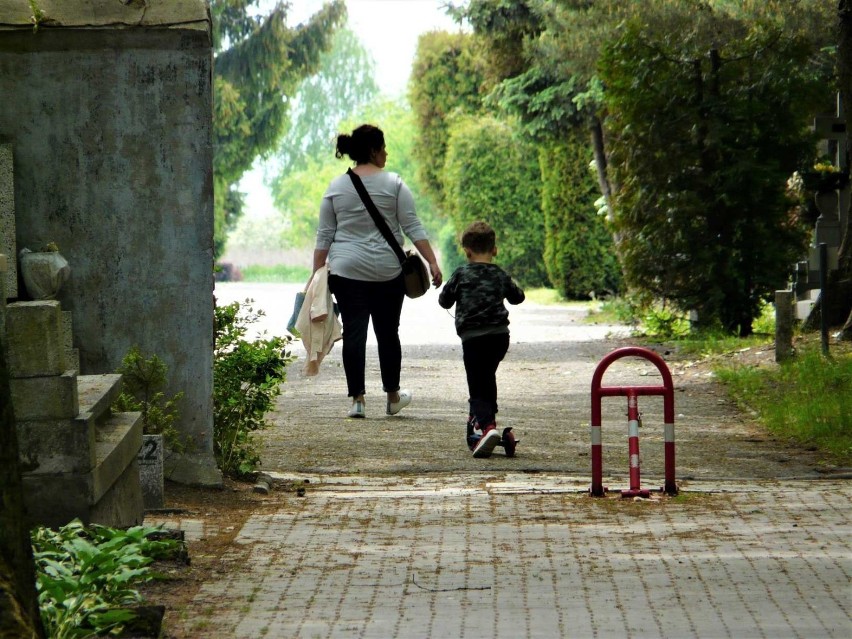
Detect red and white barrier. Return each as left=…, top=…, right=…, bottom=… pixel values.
left=590, top=346, right=678, bottom=497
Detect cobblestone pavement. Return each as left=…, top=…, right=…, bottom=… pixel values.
left=176, top=283, right=852, bottom=638
left=148, top=475, right=851, bottom=639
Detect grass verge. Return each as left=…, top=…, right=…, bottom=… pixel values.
left=714, top=341, right=852, bottom=463
left=240, top=264, right=311, bottom=283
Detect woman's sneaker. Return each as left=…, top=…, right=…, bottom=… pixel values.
left=472, top=424, right=500, bottom=458
left=348, top=400, right=365, bottom=418
left=386, top=389, right=412, bottom=415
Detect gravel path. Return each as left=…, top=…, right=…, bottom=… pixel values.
left=214, top=282, right=838, bottom=483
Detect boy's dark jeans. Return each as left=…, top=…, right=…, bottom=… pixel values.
left=462, top=332, right=510, bottom=426
left=328, top=274, right=405, bottom=398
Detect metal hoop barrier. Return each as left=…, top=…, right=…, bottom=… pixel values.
left=590, top=346, right=678, bottom=497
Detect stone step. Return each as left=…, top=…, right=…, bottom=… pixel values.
left=92, top=410, right=143, bottom=505
left=77, top=373, right=123, bottom=424
left=21, top=410, right=143, bottom=528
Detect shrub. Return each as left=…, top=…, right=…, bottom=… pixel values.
left=213, top=299, right=294, bottom=478
left=539, top=138, right=622, bottom=299
left=442, top=114, right=548, bottom=287
left=112, top=347, right=184, bottom=453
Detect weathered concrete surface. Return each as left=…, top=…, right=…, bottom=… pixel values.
left=0, top=0, right=218, bottom=485
left=0, top=0, right=208, bottom=29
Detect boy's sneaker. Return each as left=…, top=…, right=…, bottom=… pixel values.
left=467, top=432, right=482, bottom=451
left=472, top=424, right=500, bottom=458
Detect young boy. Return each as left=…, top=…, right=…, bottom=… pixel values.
left=438, top=221, right=525, bottom=458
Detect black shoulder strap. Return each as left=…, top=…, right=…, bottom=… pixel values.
left=347, top=168, right=406, bottom=265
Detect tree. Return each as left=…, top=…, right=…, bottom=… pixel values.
left=409, top=30, right=487, bottom=202
left=211, top=0, right=346, bottom=256
left=0, top=339, right=44, bottom=638
left=540, top=137, right=621, bottom=299
left=269, top=97, right=440, bottom=250
left=599, top=7, right=833, bottom=334
left=442, top=114, right=548, bottom=286
left=269, top=27, right=379, bottom=178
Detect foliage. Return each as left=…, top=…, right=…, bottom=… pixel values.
left=112, top=347, right=184, bottom=453
left=409, top=30, right=487, bottom=201
left=639, top=305, right=692, bottom=341
left=442, top=114, right=548, bottom=287
left=539, top=138, right=621, bottom=299
left=270, top=27, right=379, bottom=177
left=210, top=0, right=347, bottom=257
left=214, top=299, right=294, bottom=478
left=716, top=347, right=852, bottom=461
left=599, top=4, right=833, bottom=335
left=32, top=520, right=183, bottom=639
left=271, top=97, right=441, bottom=250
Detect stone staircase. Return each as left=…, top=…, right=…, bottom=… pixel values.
left=2, top=258, right=144, bottom=528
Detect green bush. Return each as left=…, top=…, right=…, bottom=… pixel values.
left=214, top=299, right=294, bottom=478
left=112, top=347, right=185, bottom=453
left=32, top=520, right=183, bottom=639
left=442, top=114, right=548, bottom=287
left=539, top=138, right=622, bottom=299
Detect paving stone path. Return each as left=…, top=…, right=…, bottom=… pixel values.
left=147, top=283, right=851, bottom=638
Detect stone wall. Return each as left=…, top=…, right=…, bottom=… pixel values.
left=0, top=1, right=220, bottom=485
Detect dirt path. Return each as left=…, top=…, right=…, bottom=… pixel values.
left=214, top=283, right=840, bottom=482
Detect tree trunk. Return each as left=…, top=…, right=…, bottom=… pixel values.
left=0, top=338, right=44, bottom=638
left=590, top=115, right=612, bottom=215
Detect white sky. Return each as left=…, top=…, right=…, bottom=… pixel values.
left=240, top=0, right=461, bottom=217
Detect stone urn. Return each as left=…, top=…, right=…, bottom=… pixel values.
left=19, top=245, right=70, bottom=300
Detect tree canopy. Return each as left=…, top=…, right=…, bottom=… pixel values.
left=211, top=0, right=346, bottom=256
left=449, top=0, right=840, bottom=332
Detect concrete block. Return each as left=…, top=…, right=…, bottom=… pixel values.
left=10, top=370, right=78, bottom=420
left=16, top=415, right=95, bottom=475
left=77, top=374, right=123, bottom=422
left=0, top=143, right=16, bottom=298
left=21, top=473, right=93, bottom=528
left=61, top=311, right=79, bottom=372
left=796, top=299, right=815, bottom=321
left=6, top=300, right=67, bottom=377
left=93, top=411, right=142, bottom=503
left=90, top=457, right=144, bottom=528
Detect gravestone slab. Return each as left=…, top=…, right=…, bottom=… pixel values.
left=137, top=434, right=164, bottom=509
left=0, top=143, right=16, bottom=297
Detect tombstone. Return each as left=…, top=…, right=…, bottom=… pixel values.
left=137, top=434, right=164, bottom=510
left=811, top=96, right=848, bottom=252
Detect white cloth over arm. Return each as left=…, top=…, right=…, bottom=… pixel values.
left=294, top=265, right=342, bottom=376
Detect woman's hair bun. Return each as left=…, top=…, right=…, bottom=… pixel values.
left=335, top=134, right=352, bottom=159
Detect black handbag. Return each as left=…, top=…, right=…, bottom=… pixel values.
left=346, top=169, right=430, bottom=298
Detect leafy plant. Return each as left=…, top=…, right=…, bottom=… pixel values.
left=214, top=299, right=293, bottom=477
left=112, top=347, right=185, bottom=453
left=32, top=520, right=183, bottom=638
left=640, top=304, right=691, bottom=340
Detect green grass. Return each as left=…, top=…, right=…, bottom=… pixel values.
left=524, top=287, right=585, bottom=306
left=239, top=264, right=311, bottom=283
left=714, top=345, right=852, bottom=462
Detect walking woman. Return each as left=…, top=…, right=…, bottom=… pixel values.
left=312, top=124, right=442, bottom=418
